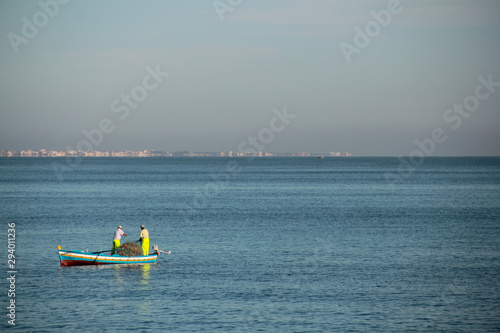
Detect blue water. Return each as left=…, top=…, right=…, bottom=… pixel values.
left=1, top=157, right=499, bottom=332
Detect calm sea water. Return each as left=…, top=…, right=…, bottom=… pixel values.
left=1, top=157, right=499, bottom=332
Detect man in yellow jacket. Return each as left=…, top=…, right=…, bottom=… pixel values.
left=139, top=225, right=149, bottom=255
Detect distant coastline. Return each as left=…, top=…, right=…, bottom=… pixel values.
left=0, top=149, right=352, bottom=158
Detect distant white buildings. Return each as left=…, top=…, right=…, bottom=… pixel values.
left=329, top=152, right=352, bottom=157
left=0, top=149, right=351, bottom=157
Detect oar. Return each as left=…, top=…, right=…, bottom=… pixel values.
left=90, top=249, right=116, bottom=265
left=91, top=249, right=113, bottom=254
left=62, top=249, right=112, bottom=254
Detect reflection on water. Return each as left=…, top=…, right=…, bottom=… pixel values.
left=111, top=264, right=152, bottom=289
left=109, top=264, right=154, bottom=319
left=113, top=265, right=125, bottom=286
left=141, top=264, right=150, bottom=287
left=139, top=264, right=153, bottom=321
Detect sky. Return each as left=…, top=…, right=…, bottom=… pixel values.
left=0, top=0, right=499, bottom=156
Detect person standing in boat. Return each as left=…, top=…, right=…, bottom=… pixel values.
left=138, top=225, right=150, bottom=255
left=111, top=226, right=128, bottom=255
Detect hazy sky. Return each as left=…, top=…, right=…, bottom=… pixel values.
left=1, top=0, right=499, bottom=156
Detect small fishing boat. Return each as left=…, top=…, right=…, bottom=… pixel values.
left=58, top=246, right=161, bottom=266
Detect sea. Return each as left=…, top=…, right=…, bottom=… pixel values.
left=1, top=156, right=499, bottom=332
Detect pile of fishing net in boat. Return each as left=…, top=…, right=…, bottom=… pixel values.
left=116, top=242, right=143, bottom=256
